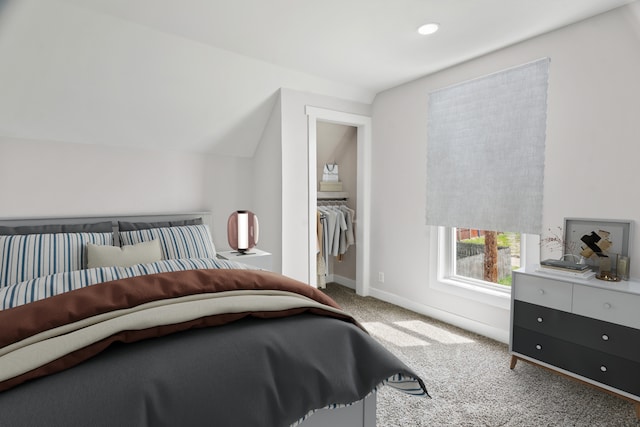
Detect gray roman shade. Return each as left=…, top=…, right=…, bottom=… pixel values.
left=426, top=58, right=549, bottom=235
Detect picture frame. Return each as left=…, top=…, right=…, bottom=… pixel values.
left=563, top=218, right=632, bottom=268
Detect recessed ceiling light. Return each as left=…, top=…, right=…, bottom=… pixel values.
left=418, top=23, right=439, bottom=35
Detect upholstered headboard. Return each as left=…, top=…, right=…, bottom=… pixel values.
left=0, top=212, right=213, bottom=246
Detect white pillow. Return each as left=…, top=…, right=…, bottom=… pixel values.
left=87, top=240, right=162, bottom=269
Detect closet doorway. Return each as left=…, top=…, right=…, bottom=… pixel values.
left=306, top=107, right=371, bottom=296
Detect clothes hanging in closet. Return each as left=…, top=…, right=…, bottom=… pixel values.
left=316, top=202, right=356, bottom=286
left=316, top=211, right=327, bottom=289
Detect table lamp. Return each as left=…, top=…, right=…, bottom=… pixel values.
left=227, top=210, right=259, bottom=254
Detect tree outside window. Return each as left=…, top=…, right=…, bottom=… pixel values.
left=454, top=229, right=520, bottom=286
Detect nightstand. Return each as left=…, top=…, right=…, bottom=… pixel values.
left=217, top=249, right=272, bottom=271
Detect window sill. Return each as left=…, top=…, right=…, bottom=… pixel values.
left=430, top=277, right=511, bottom=310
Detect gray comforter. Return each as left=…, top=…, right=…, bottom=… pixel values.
left=0, top=314, right=422, bottom=426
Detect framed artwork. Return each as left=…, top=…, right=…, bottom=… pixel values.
left=563, top=218, right=632, bottom=268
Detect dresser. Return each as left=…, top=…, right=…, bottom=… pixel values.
left=510, top=267, right=640, bottom=418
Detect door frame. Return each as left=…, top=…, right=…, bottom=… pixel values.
left=306, top=106, right=371, bottom=296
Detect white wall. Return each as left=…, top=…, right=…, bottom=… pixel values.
left=204, top=154, right=254, bottom=250
left=279, top=89, right=371, bottom=283
left=0, top=0, right=372, bottom=156
left=0, top=136, right=207, bottom=218
left=251, top=94, right=283, bottom=272
left=370, top=4, right=640, bottom=342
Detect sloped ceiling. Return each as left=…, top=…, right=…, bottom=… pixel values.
left=0, top=0, right=636, bottom=156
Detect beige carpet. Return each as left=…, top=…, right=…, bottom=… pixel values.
left=322, top=283, right=639, bottom=427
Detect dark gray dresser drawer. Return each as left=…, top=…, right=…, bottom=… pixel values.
left=513, top=326, right=640, bottom=396
left=512, top=300, right=572, bottom=336
left=513, top=300, right=640, bottom=362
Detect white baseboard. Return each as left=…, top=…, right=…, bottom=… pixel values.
left=328, top=274, right=356, bottom=290
left=367, top=287, right=509, bottom=344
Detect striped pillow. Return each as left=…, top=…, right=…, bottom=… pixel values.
left=119, top=224, right=216, bottom=260
left=0, top=257, right=250, bottom=310
left=0, top=232, right=113, bottom=287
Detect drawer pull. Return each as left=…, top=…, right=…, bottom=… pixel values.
left=535, top=344, right=542, bottom=350
left=537, top=317, right=543, bottom=323
left=538, top=289, right=545, bottom=295
left=603, top=303, right=612, bottom=309
left=602, top=334, right=609, bottom=341
left=600, top=365, right=607, bottom=372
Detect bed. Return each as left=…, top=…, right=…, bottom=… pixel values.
left=0, top=212, right=427, bottom=427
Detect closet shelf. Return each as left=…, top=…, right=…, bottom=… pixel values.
left=317, top=191, right=349, bottom=200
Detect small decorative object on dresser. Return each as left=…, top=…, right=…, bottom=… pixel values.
left=510, top=268, right=640, bottom=418
left=537, top=259, right=596, bottom=280
left=562, top=218, right=632, bottom=276
left=618, top=255, right=630, bottom=281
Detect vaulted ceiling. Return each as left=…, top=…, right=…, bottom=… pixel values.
left=0, top=0, right=636, bottom=155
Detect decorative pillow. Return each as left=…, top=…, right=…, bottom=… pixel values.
left=87, top=240, right=162, bottom=269
left=0, top=232, right=113, bottom=287
left=118, top=224, right=216, bottom=260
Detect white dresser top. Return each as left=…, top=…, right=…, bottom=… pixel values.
left=519, top=265, right=640, bottom=296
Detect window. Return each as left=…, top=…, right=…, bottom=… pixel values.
left=427, top=60, right=548, bottom=306
left=453, top=228, right=520, bottom=288
left=437, top=227, right=527, bottom=294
